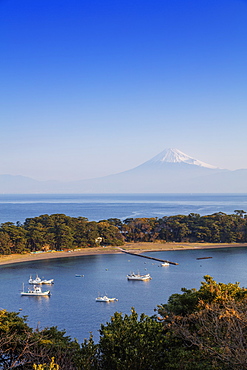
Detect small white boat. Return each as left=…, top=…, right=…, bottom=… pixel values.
left=127, top=272, right=152, bottom=281
left=41, top=279, right=54, bottom=284
left=96, top=295, right=118, bottom=302
left=161, top=262, right=169, bottom=266
left=21, top=285, right=51, bottom=297
left=29, top=275, right=54, bottom=285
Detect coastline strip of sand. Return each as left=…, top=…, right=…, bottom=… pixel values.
left=1, top=242, right=247, bottom=267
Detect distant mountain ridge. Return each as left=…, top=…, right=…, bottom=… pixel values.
left=1, top=148, right=247, bottom=193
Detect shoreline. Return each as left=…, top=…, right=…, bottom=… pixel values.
left=1, top=242, right=247, bottom=267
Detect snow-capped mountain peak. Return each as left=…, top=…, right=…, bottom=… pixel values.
left=146, top=148, right=218, bottom=169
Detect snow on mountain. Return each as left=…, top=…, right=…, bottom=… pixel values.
left=67, top=148, right=225, bottom=193
left=144, top=148, right=218, bottom=169
left=2, top=148, right=247, bottom=193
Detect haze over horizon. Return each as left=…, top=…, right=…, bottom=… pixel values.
left=1, top=0, right=247, bottom=182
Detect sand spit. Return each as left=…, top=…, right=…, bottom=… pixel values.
left=0, top=242, right=247, bottom=267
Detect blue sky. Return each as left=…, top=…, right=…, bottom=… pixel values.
left=1, top=0, right=247, bottom=181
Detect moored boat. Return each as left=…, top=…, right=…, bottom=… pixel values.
left=161, top=262, right=169, bottom=266
left=21, top=285, right=51, bottom=297
left=96, top=295, right=118, bottom=302
left=127, top=272, right=152, bottom=281
left=41, top=279, right=54, bottom=284
left=29, top=275, right=54, bottom=285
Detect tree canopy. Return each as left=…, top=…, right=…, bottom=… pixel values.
left=1, top=211, right=247, bottom=256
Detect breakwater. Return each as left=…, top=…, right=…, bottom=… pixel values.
left=120, top=249, right=179, bottom=265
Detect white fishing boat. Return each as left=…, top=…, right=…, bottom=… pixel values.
left=161, top=262, right=169, bottom=266
left=29, top=275, right=54, bottom=285
left=96, top=295, right=118, bottom=302
left=21, top=284, right=51, bottom=297
left=29, top=275, right=42, bottom=284
left=127, top=272, right=152, bottom=281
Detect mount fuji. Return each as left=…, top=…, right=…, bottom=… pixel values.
left=71, top=148, right=227, bottom=193
left=140, top=148, right=218, bottom=169
left=1, top=148, right=247, bottom=193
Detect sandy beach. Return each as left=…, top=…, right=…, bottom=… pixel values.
left=1, top=242, right=247, bottom=266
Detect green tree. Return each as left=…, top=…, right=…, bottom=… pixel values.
left=97, top=221, right=124, bottom=246
left=51, top=224, right=74, bottom=250
left=0, top=309, right=33, bottom=368
left=35, top=326, right=81, bottom=369
left=0, top=222, right=27, bottom=253
left=122, top=218, right=157, bottom=242
left=107, top=218, right=123, bottom=228
left=0, top=231, right=12, bottom=254
left=98, top=308, right=166, bottom=370
left=0, top=310, right=82, bottom=369
left=73, top=218, right=88, bottom=248
left=158, top=275, right=247, bottom=317
left=25, top=222, right=48, bottom=251
left=234, top=210, right=246, bottom=218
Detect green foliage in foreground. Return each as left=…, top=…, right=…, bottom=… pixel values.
left=98, top=309, right=166, bottom=369
left=158, top=274, right=247, bottom=316
left=1, top=276, right=247, bottom=369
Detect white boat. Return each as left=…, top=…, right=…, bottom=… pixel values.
left=127, top=272, right=152, bottom=281
left=21, top=285, right=51, bottom=297
left=29, top=275, right=42, bottom=284
left=29, top=275, right=54, bottom=285
left=96, top=295, right=118, bottom=302
left=161, top=262, right=169, bottom=266
left=41, top=279, right=54, bottom=284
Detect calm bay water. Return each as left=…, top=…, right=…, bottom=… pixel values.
left=1, top=248, right=247, bottom=343
left=1, top=193, right=247, bottom=343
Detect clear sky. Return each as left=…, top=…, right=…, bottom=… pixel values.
left=1, top=0, right=247, bottom=181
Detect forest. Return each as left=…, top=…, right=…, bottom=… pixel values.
left=1, top=275, right=247, bottom=369
left=0, top=210, right=247, bottom=255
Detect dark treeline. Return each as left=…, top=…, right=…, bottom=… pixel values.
left=0, top=210, right=247, bottom=255
left=117, top=209, right=247, bottom=243
left=0, top=214, right=124, bottom=255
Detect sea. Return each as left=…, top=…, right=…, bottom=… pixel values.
left=1, top=193, right=247, bottom=343
left=1, top=193, right=247, bottom=224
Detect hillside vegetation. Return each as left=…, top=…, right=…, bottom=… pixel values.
left=0, top=211, right=247, bottom=255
